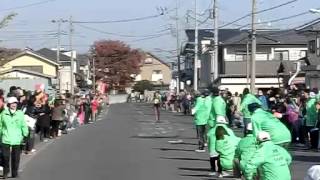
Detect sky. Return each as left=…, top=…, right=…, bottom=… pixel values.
left=0, top=0, right=320, bottom=62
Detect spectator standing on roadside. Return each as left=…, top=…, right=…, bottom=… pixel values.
left=83, top=94, right=91, bottom=124
left=240, top=88, right=262, bottom=134
left=0, top=97, right=29, bottom=179
left=51, top=99, right=66, bottom=138
left=305, top=91, right=318, bottom=150
left=91, top=96, right=99, bottom=122
left=193, top=89, right=211, bottom=152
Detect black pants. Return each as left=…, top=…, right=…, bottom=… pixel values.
left=39, top=127, right=49, bottom=141
left=2, top=144, right=22, bottom=177
left=84, top=110, right=91, bottom=124
left=25, top=128, right=35, bottom=151
left=306, top=126, right=319, bottom=149
left=210, top=156, right=222, bottom=173
left=196, top=125, right=206, bottom=150
left=51, top=120, right=61, bottom=137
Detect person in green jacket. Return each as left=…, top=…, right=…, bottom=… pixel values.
left=240, top=88, right=262, bottom=134
left=207, top=87, right=230, bottom=176
left=248, top=103, right=291, bottom=148
left=0, top=97, right=29, bottom=179
left=215, top=125, right=241, bottom=177
left=305, top=91, right=319, bottom=150
left=194, top=89, right=211, bottom=152
left=233, top=123, right=258, bottom=178
left=244, top=131, right=292, bottom=180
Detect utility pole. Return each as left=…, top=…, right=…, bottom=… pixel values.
left=52, top=19, right=67, bottom=94
left=246, top=40, right=250, bottom=88
left=213, top=0, right=219, bottom=81
left=194, top=0, right=198, bottom=91
left=176, top=0, right=181, bottom=94
left=250, top=0, right=257, bottom=93
left=92, top=53, right=96, bottom=94
left=69, top=16, right=75, bottom=95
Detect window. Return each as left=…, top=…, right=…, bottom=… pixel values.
left=309, top=40, right=316, bottom=54
left=317, top=37, right=320, bottom=56
left=13, top=66, right=43, bottom=73
left=274, top=50, right=289, bottom=61
left=235, top=51, right=246, bottom=61
left=152, top=70, right=162, bottom=74
left=144, top=58, right=153, bottom=64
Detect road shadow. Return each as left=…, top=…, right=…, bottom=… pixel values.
left=153, top=147, right=195, bottom=152
left=179, top=174, right=211, bottom=178
left=293, top=155, right=320, bottom=162
left=160, top=157, right=209, bottom=162
left=131, top=136, right=178, bottom=139
left=179, top=167, right=210, bottom=172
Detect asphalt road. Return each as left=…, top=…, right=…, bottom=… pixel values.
left=19, top=103, right=318, bottom=180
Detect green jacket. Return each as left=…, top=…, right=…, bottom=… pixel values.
left=235, top=134, right=258, bottom=171
left=244, top=141, right=292, bottom=180
left=207, top=124, right=237, bottom=157
left=305, top=98, right=317, bottom=127
left=251, top=108, right=291, bottom=145
left=0, top=108, right=29, bottom=145
left=240, top=94, right=262, bottom=119
left=216, top=134, right=241, bottom=170
left=208, top=96, right=226, bottom=128
left=194, top=96, right=212, bottom=125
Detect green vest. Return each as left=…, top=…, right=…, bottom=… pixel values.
left=251, top=109, right=291, bottom=145
left=0, top=109, right=29, bottom=145
left=194, top=96, right=212, bottom=125
left=244, top=141, right=291, bottom=180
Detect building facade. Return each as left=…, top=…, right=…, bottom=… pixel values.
left=182, top=29, right=308, bottom=93
left=135, top=53, right=172, bottom=87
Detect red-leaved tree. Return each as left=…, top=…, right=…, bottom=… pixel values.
left=90, top=40, right=143, bottom=90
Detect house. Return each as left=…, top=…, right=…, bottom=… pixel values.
left=182, top=29, right=308, bottom=93
left=0, top=49, right=59, bottom=77
left=36, top=48, right=78, bottom=93
left=296, top=18, right=320, bottom=89
left=0, top=49, right=59, bottom=93
left=135, top=53, right=172, bottom=89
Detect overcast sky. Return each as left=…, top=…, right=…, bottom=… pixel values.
left=0, top=0, right=319, bottom=62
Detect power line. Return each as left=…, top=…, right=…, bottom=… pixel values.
left=219, top=0, right=298, bottom=28
left=0, top=0, right=55, bottom=12
left=238, top=10, right=314, bottom=29
left=129, top=33, right=171, bottom=42
left=76, top=24, right=170, bottom=38
left=73, top=13, right=166, bottom=24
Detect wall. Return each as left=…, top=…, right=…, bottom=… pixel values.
left=0, top=78, right=51, bottom=95
left=136, top=57, right=172, bottom=85
left=1, top=55, right=57, bottom=77
left=223, top=45, right=307, bottom=75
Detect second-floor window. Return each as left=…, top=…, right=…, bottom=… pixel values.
left=151, top=70, right=163, bottom=82
left=274, top=50, right=289, bottom=61
left=13, top=66, right=43, bottom=74
left=309, top=40, right=316, bottom=54
left=317, top=37, right=320, bottom=57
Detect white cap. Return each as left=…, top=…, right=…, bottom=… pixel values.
left=310, top=92, right=316, bottom=98
left=7, top=97, right=18, bottom=104
left=216, top=115, right=228, bottom=124
left=304, top=165, right=320, bottom=180
left=247, top=123, right=253, bottom=131
left=257, top=131, right=271, bottom=142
